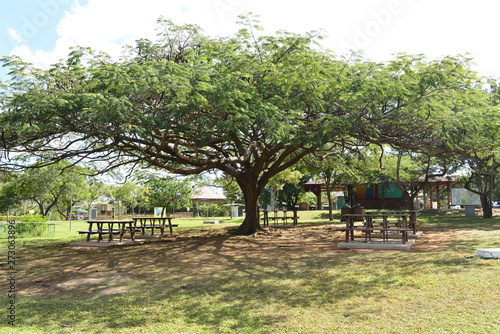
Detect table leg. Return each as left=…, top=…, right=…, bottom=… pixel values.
left=382, top=216, right=388, bottom=243
left=159, top=218, right=165, bottom=237
left=119, top=222, right=125, bottom=242
left=108, top=222, right=114, bottom=242
left=97, top=222, right=104, bottom=242
left=130, top=221, right=136, bottom=241
left=86, top=221, right=93, bottom=242
left=140, top=218, right=146, bottom=235
left=168, top=218, right=173, bottom=234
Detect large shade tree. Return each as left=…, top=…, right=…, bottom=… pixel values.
left=0, top=17, right=480, bottom=234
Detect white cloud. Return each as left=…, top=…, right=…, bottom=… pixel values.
left=7, top=28, right=23, bottom=43
left=12, top=0, right=245, bottom=67
left=7, top=0, right=500, bottom=78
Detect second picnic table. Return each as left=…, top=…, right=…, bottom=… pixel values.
left=132, top=216, right=178, bottom=237
left=341, top=211, right=418, bottom=244
left=261, top=209, right=299, bottom=226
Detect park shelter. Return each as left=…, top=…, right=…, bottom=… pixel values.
left=191, top=187, right=228, bottom=216
left=419, top=175, right=461, bottom=209
left=191, top=187, right=228, bottom=202
left=303, top=175, right=461, bottom=210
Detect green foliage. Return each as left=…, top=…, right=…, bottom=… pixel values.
left=18, top=214, right=48, bottom=222
left=1, top=218, right=51, bottom=237
left=0, top=180, right=22, bottom=213
left=13, top=223, right=47, bottom=236
left=197, top=202, right=228, bottom=217
left=104, top=182, right=148, bottom=215
left=298, top=191, right=317, bottom=206
left=0, top=161, right=91, bottom=217
left=145, top=176, right=194, bottom=214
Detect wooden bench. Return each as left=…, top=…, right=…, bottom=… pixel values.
left=338, top=226, right=413, bottom=244
left=338, top=227, right=375, bottom=243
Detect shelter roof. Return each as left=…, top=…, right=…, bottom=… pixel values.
left=191, top=187, right=228, bottom=202
left=303, top=175, right=462, bottom=192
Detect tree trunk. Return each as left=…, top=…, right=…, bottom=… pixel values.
left=480, top=192, right=493, bottom=218
left=400, top=189, right=417, bottom=211
left=323, top=171, right=334, bottom=221
left=465, top=172, right=494, bottom=219
left=36, top=201, right=44, bottom=216
left=233, top=179, right=262, bottom=235
left=346, top=185, right=355, bottom=206
left=327, top=190, right=333, bottom=221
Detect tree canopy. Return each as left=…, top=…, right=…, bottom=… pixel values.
left=0, top=16, right=484, bottom=234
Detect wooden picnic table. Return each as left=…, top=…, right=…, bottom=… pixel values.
left=261, top=210, right=299, bottom=226
left=132, top=217, right=178, bottom=237
left=341, top=211, right=418, bottom=244
left=78, top=220, right=135, bottom=242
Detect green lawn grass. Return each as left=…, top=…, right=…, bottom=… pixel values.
left=1, top=210, right=499, bottom=333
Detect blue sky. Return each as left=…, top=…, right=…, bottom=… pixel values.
left=1, top=0, right=80, bottom=52
left=1, top=0, right=499, bottom=82
left=0, top=0, right=88, bottom=78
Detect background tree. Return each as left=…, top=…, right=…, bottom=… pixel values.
left=266, top=167, right=304, bottom=211
left=3, top=162, right=89, bottom=218
left=0, top=17, right=482, bottom=234
left=278, top=173, right=312, bottom=210
left=104, top=181, right=148, bottom=215
left=145, top=176, right=193, bottom=216
left=458, top=108, right=500, bottom=217
left=80, top=176, right=106, bottom=215
left=378, top=148, right=455, bottom=210
left=0, top=171, right=22, bottom=215
left=304, top=145, right=376, bottom=211
left=217, top=174, right=243, bottom=205
left=441, top=82, right=500, bottom=217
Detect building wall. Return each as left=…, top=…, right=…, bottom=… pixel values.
left=354, top=198, right=406, bottom=210
left=353, top=184, right=405, bottom=209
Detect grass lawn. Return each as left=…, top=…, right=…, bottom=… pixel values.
left=1, top=210, right=500, bottom=333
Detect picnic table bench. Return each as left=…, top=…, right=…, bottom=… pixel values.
left=365, top=210, right=419, bottom=234
left=261, top=210, right=299, bottom=226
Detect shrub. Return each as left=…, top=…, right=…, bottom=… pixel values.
left=19, top=214, right=49, bottom=222
left=0, top=215, right=52, bottom=237
left=14, top=222, right=50, bottom=236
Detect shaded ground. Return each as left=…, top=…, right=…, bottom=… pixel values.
left=12, top=222, right=464, bottom=298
